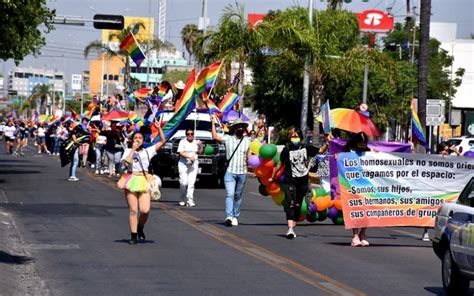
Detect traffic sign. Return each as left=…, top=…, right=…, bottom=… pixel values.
left=356, top=10, right=394, bottom=33
left=426, top=99, right=446, bottom=126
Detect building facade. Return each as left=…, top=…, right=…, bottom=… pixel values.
left=7, top=67, right=65, bottom=98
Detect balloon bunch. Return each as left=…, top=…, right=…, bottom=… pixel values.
left=307, top=188, right=344, bottom=225
left=248, top=140, right=344, bottom=225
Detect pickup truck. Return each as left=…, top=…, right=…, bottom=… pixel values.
left=151, top=111, right=227, bottom=187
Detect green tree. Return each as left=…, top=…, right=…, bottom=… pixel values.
left=29, top=84, right=51, bottom=114
left=180, top=24, right=201, bottom=65
left=0, top=0, right=55, bottom=64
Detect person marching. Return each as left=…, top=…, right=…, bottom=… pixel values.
left=118, top=127, right=166, bottom=245
left=177, top=128, right=203, bottom=207
left=269, top=128, right=319, bottom=239
left=212, top=117, right=251, bottom=227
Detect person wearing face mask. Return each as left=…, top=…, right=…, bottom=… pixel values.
left=269, top=128, right=319, bottom=239
left=212, top=117, right=251, bottom=227
left=118, top=127, right=166, bottom=245
left=177, top=128, right=203, bottom=207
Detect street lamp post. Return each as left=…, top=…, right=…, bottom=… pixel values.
left=300, top=0, right=313, bottom=141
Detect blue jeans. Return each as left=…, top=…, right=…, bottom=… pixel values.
left=95, top=144, right=105, bottom=170
left=53, top=137, right=62, bottom=154
left=224, top=172, right=247, bottom=218
left=69, top=148, right=79, bottom=178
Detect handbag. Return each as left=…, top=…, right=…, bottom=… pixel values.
left=142, top=150, right=162, bottom=201
left=224, top=137, right=245, bottom=170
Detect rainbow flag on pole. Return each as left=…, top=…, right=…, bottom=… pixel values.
left=218, top=92, right=240, bottom=113
left=119, top=33, right=146, bottom=67
left=174, top=68, right=196, bottom=113
left=196, top=60, right=222, bottom=102
left=410, top=97, right=429, bottom=149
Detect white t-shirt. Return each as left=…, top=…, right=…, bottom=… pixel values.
left=37, top=127, right=46, bottom=137
left=177, top=138, right=200, bottom=165
left=96, top=135, right=107, bottom=145
left=4, top=126, right=16, bottom=138
left=121, top=146, right=157, bottom=173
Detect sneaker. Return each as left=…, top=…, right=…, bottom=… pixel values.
left=100, top=170, right=104, bottom=175
left=178, top=201, right=186, bottom=206
left=91, top=164, right=95, bottom=169
left=231, top=217, right=238, bottom=226
left=95, top=170, right=99, bottom=175
left=286, top=227, right=296, bottom=239
left=422, top=232, right=430, bottom=242
left=68, top=177, right=79, bottom=182
left=351, top=236, right=362, bottom=247
left=186, top=201, right=196, bottom=207
left=225, top=217, right=233, bottom=227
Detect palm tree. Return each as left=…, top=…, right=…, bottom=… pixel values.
left=181, top=24, right=200, bottom=65
left=84, top=22, right=172, bottom=92
left=194, top=2, right=261, bottom=104
left=417, top=0, right=431, bottom=130
left=28, top=84, right=50, bottom=114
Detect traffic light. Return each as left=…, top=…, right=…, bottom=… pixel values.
left=93, top=14, right=124, bottom=30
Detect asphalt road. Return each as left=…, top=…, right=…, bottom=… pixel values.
left=0, top=142, right=471, bottom=295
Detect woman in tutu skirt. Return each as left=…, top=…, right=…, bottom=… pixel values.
left=118, top=126, right=165, bottom=245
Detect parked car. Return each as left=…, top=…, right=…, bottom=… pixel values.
left=433, top=177, right=474, bottom=295
left=151, top=111, right=227, bottom=187
left=446, top=137, right=474, bottom=156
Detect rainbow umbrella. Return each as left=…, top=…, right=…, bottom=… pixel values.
left=317, top=108, right=381, bottom=137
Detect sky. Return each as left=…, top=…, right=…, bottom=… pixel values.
left=2, top=0, right=473, bottom=91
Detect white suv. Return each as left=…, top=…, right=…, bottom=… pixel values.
left=433, top=177, right=474, bottom=295
left=447, top=137, right=474, bottom=156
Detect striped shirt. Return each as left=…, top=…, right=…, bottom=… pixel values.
left=223, top=134, right=250, bottom=174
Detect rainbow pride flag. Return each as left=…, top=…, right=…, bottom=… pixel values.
left=174, top=68, right=196, bottom=113
left=207, top=99, right=221, bottom=114
left=196, top=61, right=222, bottom=102
left=120, top=33, right=146, bottom=67
left=411, top=97, right=429, bottom=149
left=218, top=92, right=240, bottom=113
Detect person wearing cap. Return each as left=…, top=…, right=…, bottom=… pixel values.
left=211, top=117, right=251, bottom=227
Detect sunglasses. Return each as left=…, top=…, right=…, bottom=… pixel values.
left=186, top=132, right=194, bottom=136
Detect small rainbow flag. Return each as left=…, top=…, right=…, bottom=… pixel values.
left=196, top=60, right=222, bottom=102
left=174, top=68, right=196, bottom=113
left=157, top=84, right=168, bottom=101
left=218, top=92, right=240, bottom=114
left=207, top=99, right=221, bottom=114
left=410, top=97, right=429, bottom=149
left=120, top=33, right=146, bottom=67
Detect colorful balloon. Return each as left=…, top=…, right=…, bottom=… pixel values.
left=249, top=140, right=263, bottom=155
left=259, top=144, right=277, bottom=159
left=306, top=212, right=318, bottom=222
left=258, top=184, right=269, bottom=196
left=333, top=199, right=342, bottom=211
left=327, top=207, right=339, bottom=219
left=261, top=158, right=275, bottom=170
left=271, top=191, right=285, bottom=205
left=204, top=145, right=214, bottom=155
left=273, top=154, right=280, bottom=166
left=332, top=212, right=344, bottom=225
left=267, top=182, right=281, bottom=195
left=247, top=155, right=262, bottom=168
left=317, top=209, right=328, bottom=221
left=300, top=198, right=308, bottom=217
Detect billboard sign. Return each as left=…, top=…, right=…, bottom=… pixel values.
left=356, top=10, right=394, bottom=33
left=71, top=74, right=82, bottom=91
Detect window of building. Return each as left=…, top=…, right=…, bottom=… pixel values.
left=14, top=72, right=24, bottom=78
left=54, top=75, right=63, bottom=80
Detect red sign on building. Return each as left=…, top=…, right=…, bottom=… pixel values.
left=248, top=14, right=266, bottom=28
left=356, top=10, right=394, bottom=33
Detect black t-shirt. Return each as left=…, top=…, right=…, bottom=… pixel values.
left=104, top=130, right=123, bottom=152
left=280, top=144, right=319, bottom=185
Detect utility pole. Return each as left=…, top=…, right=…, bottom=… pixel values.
left=201, top=0, right=208, bottom=36
left=417, top=0, right=431, bottom=148
left=300, top=0, right=313, bottom=141
left=146, top=0, right=151, bottom=87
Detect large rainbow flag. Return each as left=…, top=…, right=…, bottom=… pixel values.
left=119, top=33, right=146, bottom=67
left=218, top=92, right=240, bottom=113
left=149, top=69, right=197, bottom=145
left=195, top=60, right=222, bottom=102
left=411, top=97, right=429, bottom=149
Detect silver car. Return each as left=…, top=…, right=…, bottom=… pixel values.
left=433, top=177, right=474, bottom=295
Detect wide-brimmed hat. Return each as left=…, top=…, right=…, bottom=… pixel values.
left=174, top=80, right=185, bottom=90
left=230, top=118, right=249, bottom=129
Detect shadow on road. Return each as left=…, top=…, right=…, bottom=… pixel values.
left=0, top=203, right=124, bottom=217
left=0, top=170, right=42, bottom=175
left=0, top=250, right=32, bottom=265
left=113, top=239, right=156, bottom=244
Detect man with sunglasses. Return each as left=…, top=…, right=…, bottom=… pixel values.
left=177, top=128, right=203, bottom=207
left=212, top=117, right=251, bottom=226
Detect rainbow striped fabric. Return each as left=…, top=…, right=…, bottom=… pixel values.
left=207, top=99, right=221, bottom=114
left=218, top=92, right=240, bottom=113
left=196, top=60, right=222, bottom=102
left=120, top=33, right=146, bottom=67
left=410, top=97, right=429, bottom=149
left=174, top=68, right=196, bottom=113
